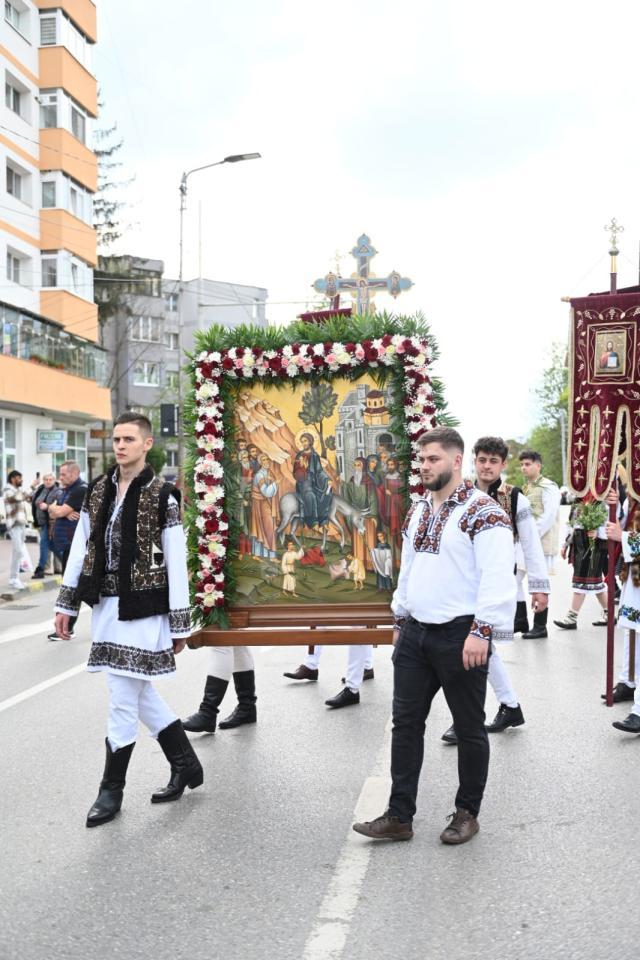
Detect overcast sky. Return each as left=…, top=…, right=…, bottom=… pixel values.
left=95, top=0, right=640, bottom=450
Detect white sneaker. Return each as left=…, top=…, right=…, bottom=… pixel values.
left=10, top=578, right=26, bottom=591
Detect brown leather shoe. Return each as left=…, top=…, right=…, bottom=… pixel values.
left=439, top=807, right=479, bottom=845
left=283, top=664, right=318, bottom=681
left=352, top=812, right=413, bottom=841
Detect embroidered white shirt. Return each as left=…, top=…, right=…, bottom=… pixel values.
left=513, top=491, right=551, bottom=592
left=391, top=480, right=517, bottom=641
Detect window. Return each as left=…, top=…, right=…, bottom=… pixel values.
left=5, top=1, right=20, bottom=31
left=133, top=362, right=160, bottom=386
left=5, top=81, right=21, bottom=116
left=70, top=185, right=78, bottom=216
left=0, top=416, right=17, bottom=482
left=166, top=370, right=179, bottom=390
left=40, top=93, right=58, bottom=129
left=130, top=316, right=161, bottom=342
left=71, top=262, right=79, bottom=291
left=42, top=181, right=56, bottom=207
left=165, top=449, right=178, bottom=468
left=6, top=252, right=21, bottom=284
left=71, top=105, right=85, bottom=143
left=41, top=256, right=57, bottom=286
left=53, top=429, right=87, bottom=476
left=164, top=331, right=179, bottom=350
left=165, top=292, right=178, bottom=312
left=40, top=14, right=56, bottom=45
left=6, top=165, right=21, bottom=200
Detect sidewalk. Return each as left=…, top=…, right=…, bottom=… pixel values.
left=0, top=532, right=61, bottom=601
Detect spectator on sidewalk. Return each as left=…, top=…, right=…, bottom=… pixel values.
left=3, top=470, right=30, bottom=591
left=31, top=472, right=59, bottom=579
left=48, top=462, right=87, bottom=640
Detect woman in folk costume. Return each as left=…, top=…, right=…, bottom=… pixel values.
left=54, top=412, right=203, bottom=827
left=554, top=493, right=609, bottom=629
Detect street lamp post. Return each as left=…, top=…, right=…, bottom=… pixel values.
left=176, top=153, right=261, bottom=486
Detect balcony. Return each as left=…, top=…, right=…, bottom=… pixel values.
left=35, top=0, right=97, bottom=43
left=0, top=302, right=107, bottom=386
left=39, top=47, right=97, bottom=117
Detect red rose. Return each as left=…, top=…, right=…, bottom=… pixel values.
left=200, top=363, right=213, bottom=379
left=291, top=343, right=300, bottom=355
left=203, top=422, right=217, bottom=436
left=269, top=356, right=282, bottom=371
left=205, top=519, right=220, bottom=534
left=252, top=346, right=262, bottom=357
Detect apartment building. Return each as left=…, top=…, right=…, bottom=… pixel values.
left=0, top=0, right=109, bottom=486
left=92, top=255, right=268, bottom=479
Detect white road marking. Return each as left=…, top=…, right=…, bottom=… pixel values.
left=303, top=717, right=393, bottom=960
left=0, top=609, right=88, bottom=645
left=0, top=662, right=86, bottom=715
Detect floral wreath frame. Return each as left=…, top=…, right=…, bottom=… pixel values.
left=190, top=329, right=438, bottom=626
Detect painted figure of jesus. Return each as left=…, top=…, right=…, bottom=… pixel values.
left=293, top=433, right=332, bottom=530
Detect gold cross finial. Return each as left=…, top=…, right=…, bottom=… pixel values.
left=605, top=218, right=624, bottom=253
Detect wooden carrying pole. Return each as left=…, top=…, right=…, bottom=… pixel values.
left=605, top=497, right=616, bottom=706
left=604, top=226, right=621, bottom=707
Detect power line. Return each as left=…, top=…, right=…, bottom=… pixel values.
left=0, top=122, right=98, bottom=169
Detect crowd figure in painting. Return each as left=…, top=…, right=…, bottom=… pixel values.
left=6, top=408, right=632, bottom=838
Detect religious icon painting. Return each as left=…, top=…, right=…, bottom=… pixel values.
left=593, top=329, right=627, bottom=378
left=188, top=317, right=442, bottom=626
left=229, top=377, right=405, bottom=607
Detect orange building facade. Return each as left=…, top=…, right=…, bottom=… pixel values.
left=0, top=0, right=109, bottom=486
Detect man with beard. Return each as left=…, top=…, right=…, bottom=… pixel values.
left=353, top=427, right=515, bottom=845
left=293, top=433, right=332, bottom=531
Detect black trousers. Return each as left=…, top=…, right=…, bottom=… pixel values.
left=389, top=615, right=490, bottom=822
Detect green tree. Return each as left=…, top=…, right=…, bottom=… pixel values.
left=146, top=444, right=167, bottom=475
left=298, top=382, right=339, bottom=459
left=504, top=343, right=568, bottom=488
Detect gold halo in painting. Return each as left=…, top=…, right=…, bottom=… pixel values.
left=294, top=426, right=321, bottom=449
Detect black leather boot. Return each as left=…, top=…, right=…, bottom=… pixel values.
left=151, top=720, right=204, bottom=803
left=513, top=601, right=529, bottom=634
left=182, top=675, right=229, bottom=733
left=522, top=608, right=548, bottom=639
left=86, top=739, right=135, bottom=828
left=218, top=670, right=257, bottom=729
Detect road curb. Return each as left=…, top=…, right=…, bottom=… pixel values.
left=0, top=575, right=62, bottom=603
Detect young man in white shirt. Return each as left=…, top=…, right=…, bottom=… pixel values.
left=353, top=427, right=516, bottom=844
left=441, top=436, right=550, bottom=743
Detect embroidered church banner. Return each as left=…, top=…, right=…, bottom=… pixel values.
left=568, top=292, right=640, bottom=499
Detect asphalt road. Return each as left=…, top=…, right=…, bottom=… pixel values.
left=0, top=561, right=638, bottom=960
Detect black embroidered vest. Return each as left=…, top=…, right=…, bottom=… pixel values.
left=76, top=465, right=180, bottom=621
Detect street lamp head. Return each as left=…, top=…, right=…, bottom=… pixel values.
left=223, top=153, right=261, bottom=163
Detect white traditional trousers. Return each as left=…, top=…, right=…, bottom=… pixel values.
left=618, top=630, right=640, bottom=690
left=208, top=646, right=255, bottom=680
left=488, top=643, right=518, bottom=709
left=107, top=674, right=176, bottom=750
left=8, top=524, right=25, bottom=580
left=304, top=644, right=374, bottom=691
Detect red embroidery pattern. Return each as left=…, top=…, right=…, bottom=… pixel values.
left=458, top=496, right=512, bottom=541
left=470, top=618, right=492, bottom=641
left=412, top=481, right=476, bottom=554
left=401, top=501, right=420, bottom=536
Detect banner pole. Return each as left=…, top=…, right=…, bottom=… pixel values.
left=606, top=500, right=616, bottom=706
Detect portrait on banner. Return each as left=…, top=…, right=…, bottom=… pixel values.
left=227, top=376, right=405, bottom=607
left=594, top=329, right=626, bottom=377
